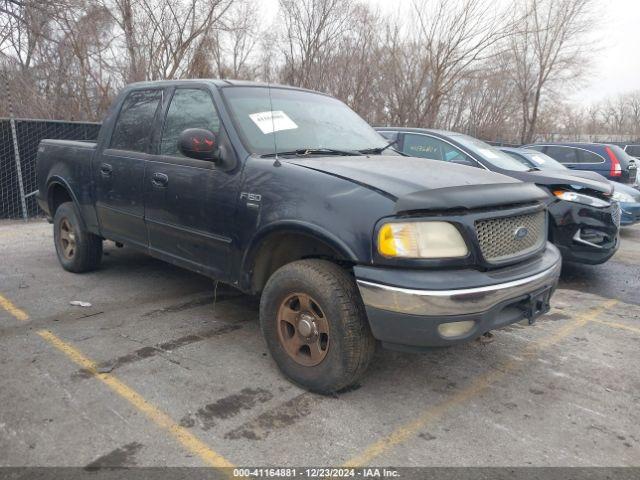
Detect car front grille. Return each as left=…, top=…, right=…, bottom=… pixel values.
left=475, top=210, right=546, bottom=263
left=612, top=203, right=621, bottom=227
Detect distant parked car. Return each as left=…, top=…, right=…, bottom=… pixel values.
left=376, top=128, right=620, bottom=265
left=611, top=183, right=640, bottom=226
left=501, top=147, right=639, bottom=227
left=523, top=142, right=637, bottom=185
left=613, top=143, right=640, bottom=161
left=500, top=147, right=608, bottom=182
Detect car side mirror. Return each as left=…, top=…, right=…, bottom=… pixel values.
left=178, top=128, right=218, bottom=162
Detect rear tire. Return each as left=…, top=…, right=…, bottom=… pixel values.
left=260, top=259, right=375, bottom=394
left=53, top=202, right=102, bottom=273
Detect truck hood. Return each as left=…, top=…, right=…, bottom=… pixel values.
left=285, top=155, right=519, bottom=197
left=506, top=169, right=613, bottom=195
left=285, top=155, right=549, bottom=212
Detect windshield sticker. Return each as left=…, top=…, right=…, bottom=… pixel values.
left=531, top=155, right=547, bottom=164
left=249, top=111, right=298, bottom=134
left=478, top=148, right=500, bottom=159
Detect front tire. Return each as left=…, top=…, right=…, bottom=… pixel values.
left=260, top=259, right=375, bottom=394
left=53, top=202, right=102, bottom=273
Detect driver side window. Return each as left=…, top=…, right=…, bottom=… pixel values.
left=160, top=89, right=220, bottom=156
left=403, top=134, right=470, bottom=164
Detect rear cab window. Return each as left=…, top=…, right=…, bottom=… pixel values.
left=110, top=89, right=163, bottom=152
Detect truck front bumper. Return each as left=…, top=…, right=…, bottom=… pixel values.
left=354, top=244, right=562, bottom=351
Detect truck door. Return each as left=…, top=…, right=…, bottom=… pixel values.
left=94, top=88, right=163, bottom=248
left=144, top=87, right=238, bottom=279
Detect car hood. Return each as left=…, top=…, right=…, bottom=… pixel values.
left=527, top=167, right=609, bottom=183
left=506, top=169, right=613, bottom=195
left=613, top=182, right=640, bottom=201
left=285, top=155, right=549, bottom=212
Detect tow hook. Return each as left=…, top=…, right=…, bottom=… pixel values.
left=476, top=331, right=495, bottom=345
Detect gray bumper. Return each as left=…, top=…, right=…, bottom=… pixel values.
left=357, top=262, right=560, bottom=317
left=355, top=244, right=562, bottom=350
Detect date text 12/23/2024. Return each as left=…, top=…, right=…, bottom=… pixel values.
left=232, top=468, right=400, bottom=478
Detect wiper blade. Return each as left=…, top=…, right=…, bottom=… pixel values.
left=358, top=138, right=398, bottom=154
left=261, top=147, right=360, bottom=158
left=527, top=167, right=541, bottom=172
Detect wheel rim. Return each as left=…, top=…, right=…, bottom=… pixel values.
left=59, top=218, right=76, bottom=259
left=276, top=293, right=330, bottom=366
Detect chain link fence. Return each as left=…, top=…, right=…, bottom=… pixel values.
left=0, top=118, right=101, bottom=219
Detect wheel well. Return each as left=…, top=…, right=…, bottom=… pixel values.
left=250, top=232, right=350, bottom=294
left=49, top=183, right=73, bottom=215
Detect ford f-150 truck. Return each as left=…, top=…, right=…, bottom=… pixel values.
left=37, top=80, right=561, bottom=393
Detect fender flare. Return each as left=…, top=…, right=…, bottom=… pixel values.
left=240, top=220, right=359, bottom=289
left=45, top=176, right=87, bottom=229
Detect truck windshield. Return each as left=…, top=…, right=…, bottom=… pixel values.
left=221, top=86, right=387, bottom=156
left=451, top=134, right=530, bottom=172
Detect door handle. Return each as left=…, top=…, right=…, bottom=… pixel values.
left=151, top=172, right=169, bottom=187
left=100, top=163, right=113, bottom=177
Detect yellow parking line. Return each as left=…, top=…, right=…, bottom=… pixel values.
left=589, top=318, right=640, bottom=335
left=344, top=299, right=618, bottom=467
left=0, top=293, right=29, bottom=321
left=37, top=330, right=235, bottom=471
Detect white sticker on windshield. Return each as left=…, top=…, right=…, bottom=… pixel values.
left=478, top=148, right=500, bottom=159
left=531, top=155, right=547, bottom=164
left=249, top=111, right=298, bottom=134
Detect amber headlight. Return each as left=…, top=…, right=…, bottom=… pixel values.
left=377, top=221, right=468, bottom=259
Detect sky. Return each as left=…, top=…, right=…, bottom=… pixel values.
left=576, top=0, right=640, bottom=103
left=261, top=0, right=640, bottom=105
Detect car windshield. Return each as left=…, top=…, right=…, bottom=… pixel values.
left=451, top=135, right=530, bottom=171
left=507, top=150, right=567, bottom=170
left=220, top=86, right=387, bottom=156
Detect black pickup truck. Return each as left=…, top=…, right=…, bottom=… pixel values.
left=37, top=80, right=561, bottom=393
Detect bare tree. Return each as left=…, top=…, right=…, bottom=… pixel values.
left=509, top=0, right=593, bottom=143
left=206, top=0, right=260, bottom=79
left=279, top=0, right=356, bottom=90
left=409, top=0, right=514, bottom=127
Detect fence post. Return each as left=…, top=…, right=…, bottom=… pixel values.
left=9, top=120, right=28, bottom=221
left=4, top=73, right=28, bottom=220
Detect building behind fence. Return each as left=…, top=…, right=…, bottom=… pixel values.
left=0, top=118, right=101, bottom=219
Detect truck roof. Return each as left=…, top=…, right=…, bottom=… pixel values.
left=124, top=78, right=325, bottom=95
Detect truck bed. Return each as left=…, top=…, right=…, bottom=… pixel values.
left=36, top=139, right=98, bottom=219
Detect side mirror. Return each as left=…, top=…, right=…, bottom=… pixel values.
left=178, top=128, right=218, bottom=161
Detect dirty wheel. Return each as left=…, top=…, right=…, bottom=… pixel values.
left=59, top=218, right=76, bottom=259
left=260, top=259, right=375, bottom=394
left=277, top=293, right=330, bottom=367
left=53, top=202, right=103, bottom=273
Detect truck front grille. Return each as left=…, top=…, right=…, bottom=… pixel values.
left=475, top=210, right=546, bottom=263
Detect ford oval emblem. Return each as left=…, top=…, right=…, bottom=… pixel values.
left=514, top=226, right=529, bottom=240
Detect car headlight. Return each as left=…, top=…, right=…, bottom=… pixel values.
left=553, top=190, right=610, bottom=208
left=611, top=190, right=636, bottom=203
left=377, top=221, right=468, bottom=258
